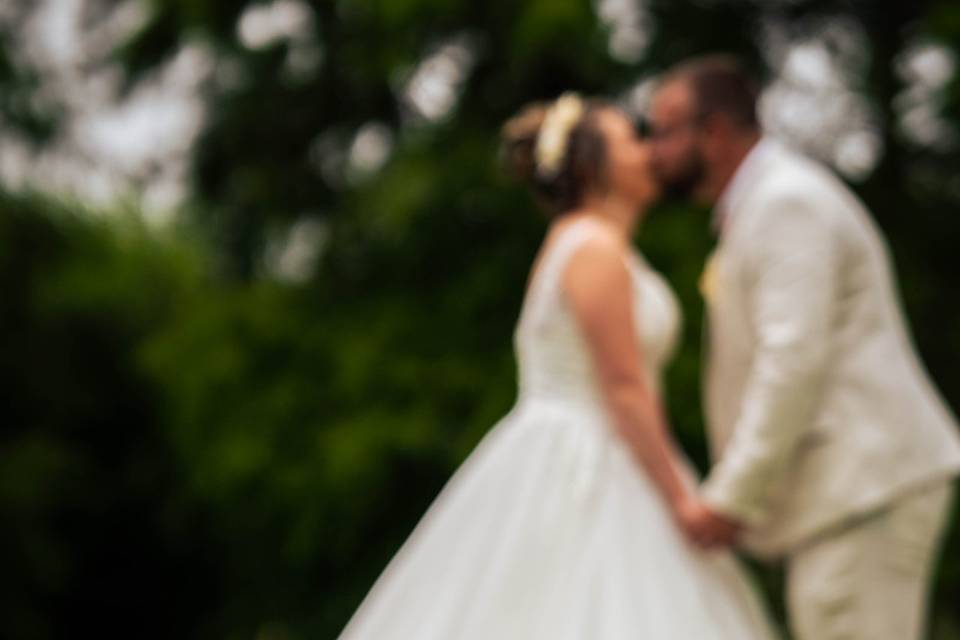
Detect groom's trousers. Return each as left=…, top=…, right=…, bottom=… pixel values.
left=786, top=480, right=955, bottom=640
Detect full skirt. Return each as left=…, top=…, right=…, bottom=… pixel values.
left=338, top=396, right=778, bottom=639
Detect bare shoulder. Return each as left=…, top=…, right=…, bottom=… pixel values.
left=561, top=222, right=632, bottom=304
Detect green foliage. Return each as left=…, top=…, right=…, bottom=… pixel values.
left=0, top=194, right=216, bottom=638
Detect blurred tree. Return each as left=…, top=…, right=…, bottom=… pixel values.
left=0, top=194, right=221, bottom=639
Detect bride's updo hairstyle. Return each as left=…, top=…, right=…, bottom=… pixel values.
left=500, top=93, right=609, bottom=217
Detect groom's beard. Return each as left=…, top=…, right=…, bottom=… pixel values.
left=658, top=149, right=706, bottom=201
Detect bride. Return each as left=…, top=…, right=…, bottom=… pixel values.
left=337, top=94, right=778, bottom=639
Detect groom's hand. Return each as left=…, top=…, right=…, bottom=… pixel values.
left=677, top=500, right=743, bottom=549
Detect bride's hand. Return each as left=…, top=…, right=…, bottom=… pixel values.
left=672, top=495, right=707, bottom=539
left=673, top=496, right=742, bottom=549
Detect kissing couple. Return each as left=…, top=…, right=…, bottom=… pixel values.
left=339, top=55, right=960, bottom=640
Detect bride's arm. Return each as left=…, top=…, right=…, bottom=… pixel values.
left=562, top=233, right=699, bottom=527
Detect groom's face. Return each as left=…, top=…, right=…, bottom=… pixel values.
left=648, top=81, right=707, bottom=201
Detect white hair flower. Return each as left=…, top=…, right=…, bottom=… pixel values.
left=535, top=92, right=585, bottom=180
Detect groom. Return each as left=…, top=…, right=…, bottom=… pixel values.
left=647, top=54, right=960, bottom=640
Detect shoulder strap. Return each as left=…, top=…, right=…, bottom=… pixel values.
left=524, top=217, right=605, bottom=322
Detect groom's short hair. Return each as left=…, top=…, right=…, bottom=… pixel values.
left=666, top=54, right=760, bottom=131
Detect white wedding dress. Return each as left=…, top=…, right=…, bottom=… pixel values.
left=338, top=218, right=778, bottom=639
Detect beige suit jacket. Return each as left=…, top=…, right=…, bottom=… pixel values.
left=700, top=139, right=960, bottom=558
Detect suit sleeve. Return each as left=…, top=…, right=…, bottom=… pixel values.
left=701, top=195, right=839, bottom=526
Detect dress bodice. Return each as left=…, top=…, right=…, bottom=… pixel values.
left=513, top=218, right=682, bottom=409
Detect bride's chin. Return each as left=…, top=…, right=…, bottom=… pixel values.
left=627, top=203, right=649, bottom=228
left=632, top=193, right=656, bottom=219
left=632, top=183, right=660, bottom=214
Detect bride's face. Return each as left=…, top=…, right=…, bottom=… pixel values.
left=594, top=108, right=660, bottom=208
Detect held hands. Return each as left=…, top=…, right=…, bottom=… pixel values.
left=673, top=496, right=743, bottom=550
